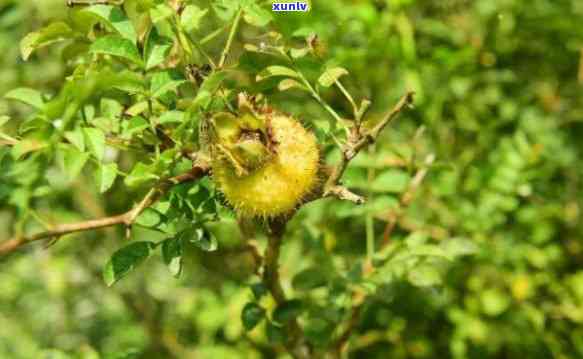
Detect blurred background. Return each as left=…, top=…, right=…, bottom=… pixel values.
left=1, top=0, right=583, bottom=358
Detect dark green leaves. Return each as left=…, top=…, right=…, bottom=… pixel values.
left=161, top=237, right=183, bottom=277
left=90, top=35, right=143, bottom=66
left=103, top=241, right=156, bottom=286
left=178, top=226, right=218, bottom=252
left=241, top=302, right=265, bottom=331
left=273, top=300, right=303, bottom=323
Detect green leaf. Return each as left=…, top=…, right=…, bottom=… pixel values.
left=213, top=0, right=240, bottom=21
left=161, top=237, right=183, bottom=277
left=179, top=227, right=218, bottom=252
left=150, top=3, right=174, bottom=24
left=250, top=282, right=268, bottom=300
left=150, top=70, right=186, bottom=98
left=256, top=66, right=299, bottom=82
left=191, top=71, right=227, bottom=110
left=158, top=111, right=185, bottom=124
left=273, top=300, right=304, bottom=324
left=441, top=238, right=479, bottom=257
left=125, top=162, right=159, bottom=187
left=135, top=208, right=162, bottom=228
left=278, top=79, right=308, bottom=92
left=242, top=2, right=273, bottom=27
left=90, top=35, right=143, bottom=66
left=20, top=22, right=74, bottom=61
left=318, top=67, right=349, bottom=87
left=96, top=162, right=118, bottom=193
left=407, top=265, right=442, bottom=287
left=83, top=127, right=106, bottom=162
left=60, top=145, right=90, bottom=179
left=103, top=241, right=155, bottom=286
left=241, top=302, right=265, bottom=331
left=0, top=116, right=9, bottom=128
left=64, top=127, right=86, bottom=152
left=4, top=88, right=44, bottom=109
left=84, top=4, right=137, bottom=43
left=292, top=268, right=328, bottom=291
left=144, top=28, right=172, bottom=70
left=180, top=5, right=208, bottom=32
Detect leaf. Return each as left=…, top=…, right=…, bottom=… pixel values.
left=20, top=22, right=74, bottom=61
left=158, top=111, right=185, bottom=124
left=407, top=265, right=442, bottom=287
left=278, top=79, right=308, bottom=92
left=135, top=208, right=162, bottom=228
left=441, top=238, right=479, bottom=257
left=150, top=70, right=186, bottom=98
left=179, top=227, right=218, bottom=252
left=180, top=5, right=208, bottom=32
left=242, top=2, right=273, bottom=27
left=213, top=0, right=240, bottom=21
left=103, top=241, right=155, bottom=286
left=96, top=162, right=118, bottom=193
left=256, top=66, right=299, bottom=82
left=83, top=127, right=106, bottom=162
left=84, top=4, right=137, bottom=43
left=60, top=145, right=90, bottom=179
left=318, top=67, right=349, bottom=87
left=125, top=162, right=159, bottom=187
left=161, top=237, right=183, bottom=277
left=90, top=35, right=143, bottom=66
left=150, top=3, right=174, bottom=24
left=241, top=302, right=265, bottom=331
left=250, top=282, right=268, bottom=300
left=290, top=47, right=310, bottom=59
left=273, top=300, right=304, bottom=324
left=0, top=116, right=9, bottom=128
left=4, top=88, right=44, bottom=109
left=191, top=71, right=227, bottom=110
left=64, top=127, right=85, bottom=152
left=292, top=268, right=328, bottom=291
left=144, top=28, right=173, bottom=70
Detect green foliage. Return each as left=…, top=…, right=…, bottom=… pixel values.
left=1, top=0, right=582, bottom=358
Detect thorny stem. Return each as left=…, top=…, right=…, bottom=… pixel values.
left=0, top=162, right=210, bottom=257
left=218, top=8, right=243, bottom=68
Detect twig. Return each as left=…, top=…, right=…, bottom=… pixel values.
left=324, top=91, right=415, bottom=200
left=218, top=7, right=243, bottom=68
left=382, top=153, right=434, bottom=246
left=262, top=220, right=311, bottom=359
left=0, top=161, right=210, bottom=257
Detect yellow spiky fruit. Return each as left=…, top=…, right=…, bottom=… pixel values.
left=212, top=114, right=319, bottom=218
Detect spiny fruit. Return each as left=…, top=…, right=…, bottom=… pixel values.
left=207, top=94, right=319, bottom=218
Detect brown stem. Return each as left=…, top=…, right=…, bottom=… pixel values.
left=262, top=219, right=311, bottom=359
left=324, top=91, right=415, bottom=200
left=0, top=161, right=210, bottom=257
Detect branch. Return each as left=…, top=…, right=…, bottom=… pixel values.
left=0, top=161, right=210, bottom=257
left=323, top=91, right=415, bottom=201
left=263, top=220, right=311, bottom=359
left=382, top=153, right=435, bottom=246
